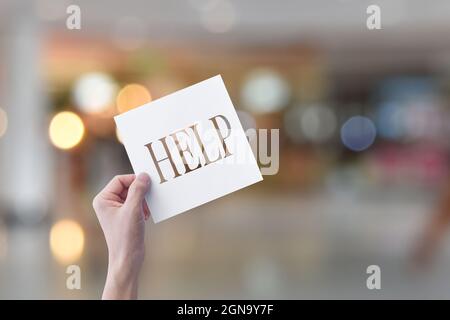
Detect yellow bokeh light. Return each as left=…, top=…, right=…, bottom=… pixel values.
left=49, top=219, right=85, bottom=264
left=116, top=84, right=151, bottom=114
left=49, top=111, right=85, bottom=150
left=0, top=108, right=8, bottom=138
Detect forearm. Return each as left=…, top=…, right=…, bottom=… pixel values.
left=94, top=173, right=150, bottom=300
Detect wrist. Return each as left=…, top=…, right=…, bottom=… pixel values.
left=102, top=257, right=142, bottom=300
left=103, top=266, right=139, bottom=300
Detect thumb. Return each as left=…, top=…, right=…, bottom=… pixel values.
left=125, top=173, right=151, bottom=209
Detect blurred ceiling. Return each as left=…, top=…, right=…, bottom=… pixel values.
left=1, top=0, right=450, bottom=72
left=0, top=0, right=448, bottom=46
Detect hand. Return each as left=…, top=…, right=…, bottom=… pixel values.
left=92, top=173, right=151, bottom=299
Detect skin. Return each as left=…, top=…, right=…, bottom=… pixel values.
left=92, top=173, right=151, bottom=299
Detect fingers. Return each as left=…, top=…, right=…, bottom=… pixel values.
left=119, top=187, right=129, bottom=202
left=101, top=174, right=136, bottom=197
left=93, top=174, right=136, bottom=210
left=125, top=173, right=151, bottom=210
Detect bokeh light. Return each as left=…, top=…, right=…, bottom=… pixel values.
left=301, top=105, right=336, bottom=143
left=49, top=219, right=85, bottom=264
left=340, top=116, right=377, bottom=152
left=241, top=69, right=290, bottom=114
left=116, top=84, right=152, bottom=114
left=201, top=0, right=236, bottom=33
left=284, top=105, right=336, bottom=143
left=49, top=111, right=85, bottom=150
left=403, top=101, right=442, bottom=140
left=73, top=72, right=118, bottom=114
left=376, top=102, right=406, bottom=140
left=0, top=108, right=8, bottom=138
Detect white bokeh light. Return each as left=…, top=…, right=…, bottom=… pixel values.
left=73, top=73, right=118, bottom=114
left=242, top=69, right=290, bottom=114
left=284, top=105, right=336, bottom=143
left=301, top=105, right=337, bottom=143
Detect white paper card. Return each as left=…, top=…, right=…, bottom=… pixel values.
left=114, top=75, right=263, bottom=223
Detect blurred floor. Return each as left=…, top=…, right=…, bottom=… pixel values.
left=2, top=185, right=449, bottom=299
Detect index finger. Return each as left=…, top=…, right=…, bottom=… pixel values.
left=100, top=174, right=136, bottom=197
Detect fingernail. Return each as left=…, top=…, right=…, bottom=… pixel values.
left=137, top=172, right=150, bottom=184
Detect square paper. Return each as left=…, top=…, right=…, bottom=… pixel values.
left=114, top=75, right=263, bottom=223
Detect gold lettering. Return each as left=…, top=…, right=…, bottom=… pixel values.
left=144, top=114, right=234, bottom=184
left=145, top=138, right=182, bottom=184
left=170, top=128, right=202, bottom=174
left=191, top=123, right=222, bottom=166
left=209, top=115, right=233, bottom=158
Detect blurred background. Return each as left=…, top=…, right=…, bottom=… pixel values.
left=2, top=0, right=450, bottom=299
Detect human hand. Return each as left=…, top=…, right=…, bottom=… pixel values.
left=92, top=173, right=151, bottom=299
